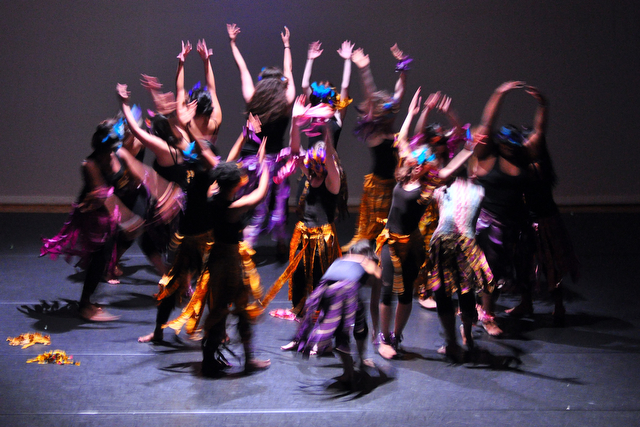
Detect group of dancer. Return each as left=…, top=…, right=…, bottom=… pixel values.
left=40, top=25, right=578, bottom=382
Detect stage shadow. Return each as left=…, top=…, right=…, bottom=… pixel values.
left=297, top=362, right=394, bottom=400
left=16, top=300, right=122, bottom=333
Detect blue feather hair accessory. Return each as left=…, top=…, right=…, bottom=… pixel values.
left=102, top=117, right=125, bottom=144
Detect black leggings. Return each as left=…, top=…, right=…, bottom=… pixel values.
left=380, top=244, right=419, bottom=305
left=434, top=286, right=477, bottom=323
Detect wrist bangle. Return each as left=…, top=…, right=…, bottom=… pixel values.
left=284, top=46, right=290, bottom=49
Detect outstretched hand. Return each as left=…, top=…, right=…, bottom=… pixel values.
left=525, top=85, right=546, bottom=105
left=424, top=91, right=441, bottom=110
left=197, top=39, right=213, bottom=60
left=258, top=136, right=267, bottom=164
left=408, top=87, right=422, bottom=115
left=116, top=84, right=130, bottom=102
left=496, top=80, right=526, bottom=94
left=390, top=43, right=406, bottom=60
left=177, top=40, right=192, bottom=62
left=183, top=100, right=198, bottom=123
left=281, top=26, right=290, bottom=46
left=307, top=41, right=323, bottom=59
left=247, top=112, right=262, bottom=134
left=227, top=23, right=240, bottom=41
left=292, top=94, right=308, bottom=119
left=437, top=94, right=452, bottom=114
left=337, top=40, right=354, bottom=60
left=140, top=74, right=163, bottom=91
left=351, top=48, right=370, bottom=68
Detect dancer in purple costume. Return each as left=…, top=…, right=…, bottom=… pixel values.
left=227, top=23, right=295, bottom=256
left=295, top=240, right=381, bottom=388
left=471, top=81, right=531, bottom=337
left=41, top=119, right=134, bottom=321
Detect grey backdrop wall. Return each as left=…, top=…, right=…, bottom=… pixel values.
left=1, top=0, right=638, bottom=205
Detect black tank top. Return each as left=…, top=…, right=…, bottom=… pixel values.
left=153, top=159, right=189, bottom=191
left=105, top=154, right=148, bottom=217
left=477, top=159, right=526, bottom=222
left=241, top=115, right=290, bottom=156
left=303, top=181, right=337, bottom=227
left=371, top=139, right=397, bottom=179
left=210, top=197, right=243, bottom=244
left=386, top=183, right=426, bottom=235
left=180, top=165, right=214, bottom=235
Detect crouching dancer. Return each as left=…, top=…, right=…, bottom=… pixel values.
left=295, top=240, right=381, bottom=388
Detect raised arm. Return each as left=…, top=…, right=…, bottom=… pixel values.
left=301, top=41, right=323, bottom=98
left=414, top=91, right=441, bottom=135
left=396, top=87, right=422, bottom=158
left=390, top=44, right=408, bottom=103
left=198, top=39, right=222, bottom=131
left=475, top=80, right=525, bottom=158
left=352, top=48, right=376, bottom=100
left=230, top=139, right=270, bottom=212
left=289, top=95, right=307, bottom=155
left=140, top=74, right=177, bottom=116
left=227, top=23, right=255, bottom=103
left=227, top=113, right=261, bottom=162
left=175, top=41, right=192, bottom=126
left=336, top=40, right=354, bottom=119
left=522, top=85, right=548, bottom=160
left=322, top=125, right=341, bottom=195
left=281, top=26, right=295, bottom=105
left=117, top=84, right=177, bottom=164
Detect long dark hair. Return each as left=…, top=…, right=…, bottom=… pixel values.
left=246, top=67, right=289, bottom=123
left=348, top=239, right=379, bottom=263
left=189, top=89, right=213, bottom=117
left=150, top=114, right=179, bottom=147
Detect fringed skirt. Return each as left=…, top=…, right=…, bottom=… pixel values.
left=155, top=230, right=214, bottom=303
left=427, top=234, right=494, bottom=296
left=163, top=242, right=262, bottom=337
left=40, top=187, right=120, bottom=271
left=532, top=214, right=580, bottom=290
left=295, top=278, right=361, bottom=354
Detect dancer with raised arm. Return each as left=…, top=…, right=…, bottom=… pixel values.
left=175, top=39, right=222, bottom=149
left=41, top=119, right=135, bottom=321
left=376, top=88, right=475, bottom=359
left=297, top=40, right=354, bottom=219
left=268, top=95, right=342, bottom=322
left=200, top=140, right=272, bottom=377
left=517, top=86, right=579, bottom=325
left=471, top=81, right=530, bottom=337
left=227, top=23, right=295, bottom=257
left=342, top=44, right=409, bottom=252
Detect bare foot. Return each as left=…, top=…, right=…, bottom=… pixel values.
left=80, top=304, right=120, bottom=322
left=105, top=276, right=120, bottom=285
left=360, top=358, right=375, bottom=369
left=138, top=332, right=162, bottom=343
left=280, top=340, right=299, bottom=351
left=482, top=318, right=502, bottom=336
left=419, top=296, right=437, bottom=310
left=378, top=341, right=397, bottom=359
left=245, top=358, right=271, bottom=373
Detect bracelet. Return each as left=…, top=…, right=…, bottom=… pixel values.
left=284, top=46, right=290, bottom=49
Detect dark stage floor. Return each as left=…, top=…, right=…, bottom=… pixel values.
left=1, top=211, right=639, bottom=426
